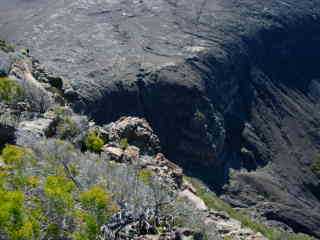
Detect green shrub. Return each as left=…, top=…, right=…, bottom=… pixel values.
left=1, top=144, right=26, bottom=168
left=26, top=176, right=40, bottom=188
left=0, top=140, right=193, bottom=239
left=311, top=156, right=320, bottom=178
left=194, top=109, right=206, bottom=122
left=53, top=106, right=69, bottom=116
left=138, top=168, right=154, bottom=185
left=119, top=138, right=129, bottom=150
left=56, top=116, right=80, bottom=140
left=0, top=39, right=14, bottom=53
left=44, top=175, right=76, bottom=213
left=45, top=223, right=60, bottom=239
left=0, top=190, right=39, bottom=240
left=0, top=77, right=24, bottom=103
left=0, top=142, right=126, bottom=240
left=78, top=186, right=118, bottom=239
left=80, top=186, right=118, bottom=220
left=74, top=213, right=99, bottom=240
left=43, top=175, right=77, bottom=239
left=0, top=145, right=36, bottom=189
left=84, top=131, right=104, bottom=153
left=0, top=145, right=34, bottom=168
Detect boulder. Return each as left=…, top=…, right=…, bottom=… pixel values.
left=104, top=117, right=161, bottom=155
left=174, top=228, right=204, bottom=240
left=103, top=145, right=123, bottom=161
left=178, top=189, right=208, bottom=211
left=155, top=153, right=183, bottom=188
left=123, top=145, right=140, bottom=163
left=15, top=118, right=54, bottom=146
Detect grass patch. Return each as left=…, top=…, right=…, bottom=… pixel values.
left=186, top=177, right=314, bottom=240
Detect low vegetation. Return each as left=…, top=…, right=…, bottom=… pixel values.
left=0, top=136, right=224, bottom=240
left=56, top=116, right=79, bottom=140
left=0, top=39, right=15, bottom=53
left=138, top=168, right=154, bottom=185
left=0, top=142, right=119, bottom=239
left=311, top=155, right=320, bottom=178
left=0, top=76, right=24, bottom=104
left=119, top=138, right=129, bottom=150
left=84, top=130, right=104, bottom=153
left=194, top=109, right=206, bottom=122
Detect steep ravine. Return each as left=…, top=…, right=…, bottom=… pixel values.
left=75, top=19, right=320, bottom=237
left=222, top=20, right=320, bottom=237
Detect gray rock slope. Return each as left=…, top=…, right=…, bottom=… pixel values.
left=1, top=0, right=320, bottom=237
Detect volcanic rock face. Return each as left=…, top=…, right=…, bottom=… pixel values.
left=2, top=0, right=320, bottom=237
